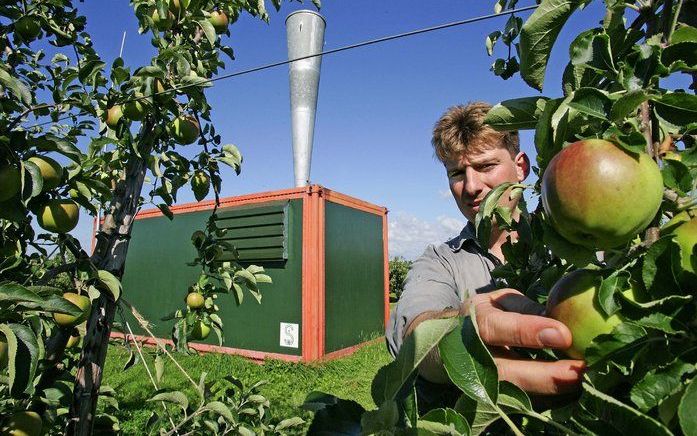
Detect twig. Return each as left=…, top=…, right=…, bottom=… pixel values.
left=123, top=319, right=179, bottom=432
left=120, top=297, right=201, bottom=395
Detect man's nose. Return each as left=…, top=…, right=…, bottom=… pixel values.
left=464, top=168, right=483, bottom=197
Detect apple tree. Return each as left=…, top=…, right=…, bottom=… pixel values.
left=0, top=0, right=317, bottom=434
left=306, top=0, right=697, bottom=434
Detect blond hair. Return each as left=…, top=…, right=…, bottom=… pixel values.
left=431, top=102, right=519, bottom=163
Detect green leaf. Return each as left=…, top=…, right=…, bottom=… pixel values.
left=0, top=68, right=32, bottom=105
left=577, top=382, right=672, bottom=435
left=662, top=159, right=693, bottom=195
left=21, top=160, right=43, bottom=202
left=642, top=237, right=682, bottom=294
left=371, top=317, right=459, bottom=405
left=454, top=382, right=531, bottom=435
left=631, top=360, right=695, bottom=412
left=475, top=182, right=519, bottom=249
left=661, top=42, right=697, bottom=72
left=672, top=25, right=697, bottom=43
left=486, top=31, right=501, bottom=56
left=97, top=270, right=122, bottom=301
left=197, top=19, right=217, bottom=45
left=484, top=97, right=548, bottom=130
left=419, top=408, right=471, bottom=435
left=0, top=323, right=40, bottom=397
left=570, top=29, right=615, bottom=74
left=203, top=401, right=235, bottom=422
left=439, top=310, right=498, bottom=405
left=653, top=93, right=697, bottom=127
left=596, top=270, right=628, bottom=317
left=154, top=355, right=164, bottom=384
left=148, top=391, right=189, bottom=411
left=610, top=90, right=651, bottom=123
left=534, top=97, right=564, bottom=170
left=567, top=87, right=611, bottom=120
left=360, top=400, right=399, bottom=434
left=275, top=416, right=305, bottom=430
left=157, top=203, right=173, bottom=220
left=679, top=377, right=697, bottom=436
left=518, top=0, right=584, bottom=90
left=585, top=323, right=647, bottom=366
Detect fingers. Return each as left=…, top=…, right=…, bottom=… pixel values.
left=494, top=356, right=585, bottom=395
left=473, top=289, right=573, bottom=350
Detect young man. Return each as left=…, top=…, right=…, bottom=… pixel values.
left=386, top=102, right=585, bottom=411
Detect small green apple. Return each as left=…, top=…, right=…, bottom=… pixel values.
left=186, top=292, right=205, bottom=309
left=36, top=199, right=80, bottom=233
left=152, top=9, right=175, bottom=31
left=209, top=11, right=229, bottom=34
left=53, top=292, right=91, bottom=327
left=190, top=320, right=211, bottom=340
left=28, top=156, right=63, bottom=190
left=2, top=411, right=43, bottom=436
left=169, top=116, right=200, bottom=145
left=546, top=269, right=640, bottom=359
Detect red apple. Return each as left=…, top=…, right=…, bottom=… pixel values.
left=541, top=139, right=663, bottom=249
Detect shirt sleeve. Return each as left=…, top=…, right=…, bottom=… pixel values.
left=385, top=244, right=463, bottom=357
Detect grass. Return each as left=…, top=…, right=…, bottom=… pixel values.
left=101, top=338, right=392, bottom=434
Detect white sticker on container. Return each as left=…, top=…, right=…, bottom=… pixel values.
left=280, top=322, right=299, bottom=348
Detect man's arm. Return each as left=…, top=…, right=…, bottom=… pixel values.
left=410, top=289, right=585, bottom=395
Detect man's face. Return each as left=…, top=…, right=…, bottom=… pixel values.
left=444, top=146, right=528, bottom=223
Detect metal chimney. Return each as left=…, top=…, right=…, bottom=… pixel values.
left=286, top=10, right=326, bottom=187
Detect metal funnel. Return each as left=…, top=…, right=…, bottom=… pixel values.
left=286, top=10, right=326, bottom=187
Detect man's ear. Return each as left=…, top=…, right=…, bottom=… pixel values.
left=515, top=152, right=530, bottom=182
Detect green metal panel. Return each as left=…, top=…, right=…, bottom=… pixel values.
left=324, top=202, right=385, bottom=353
left=120, top=199, right=304, bottom=356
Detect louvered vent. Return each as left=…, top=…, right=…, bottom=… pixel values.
left=213, top=202, right=289, bottom=262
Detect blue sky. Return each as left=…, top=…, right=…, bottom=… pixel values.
left=59, top=0, right=664, bottom=259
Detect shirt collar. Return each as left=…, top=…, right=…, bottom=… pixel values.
left=446, top=222, right=478, bottom=252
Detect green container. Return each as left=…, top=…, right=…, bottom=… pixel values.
left=118, top=185, right=388, bottom=361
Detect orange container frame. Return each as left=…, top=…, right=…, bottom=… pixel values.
left=97, top=185, right=389, bottom=362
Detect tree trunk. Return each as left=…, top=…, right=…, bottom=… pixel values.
left=68, top=124, right=154, bottom=435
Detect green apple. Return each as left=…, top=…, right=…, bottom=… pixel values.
left=663, top=211, right=697, bottom=277
left=169, top=116, right=200, bottom=145
left=0, top=165, right=21, bottom=201
left=105, top=105, right=124, bottom=129
left=190, top=320, right=211, bottom=340
left=15, top=16, right=41, bottom=41
left=66, top=332, right=81, bottom=348
left=2, top=411, right=42, bottom=436
left=123, top=97, right=147, bottom=121
left=186, top=292, right=205, bottom=309
left=547, top=269, right=640, bottom=359
left=541, top=139, right=663, bottom=250
left=36, top=199, right=79, bottom=233
left=53, top=292, right=91, bottom=327
left=209, top=11, right=229, bottom=34
left=152, top=9, right=175, bottom=31
left=28, top=155, right=63, bottom=190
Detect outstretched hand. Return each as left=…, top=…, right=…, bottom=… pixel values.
left=470, top=288, right=585, bottom=395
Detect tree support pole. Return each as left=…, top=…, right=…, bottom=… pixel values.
left=68, top=122, right=154, bottom=436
